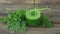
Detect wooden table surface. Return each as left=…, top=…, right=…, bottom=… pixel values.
left=0, top=3, right=60, bottom=34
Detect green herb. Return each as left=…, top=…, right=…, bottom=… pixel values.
left=3, top=9, right=26, bottom=33
left=3, top=8, right=8, bottom=14
left=0, top=18, right=6, bottom=23
left=42, top=15, right=52, bottom=28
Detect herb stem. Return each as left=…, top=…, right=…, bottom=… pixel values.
left=33, top=0, right=36, bottom=8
